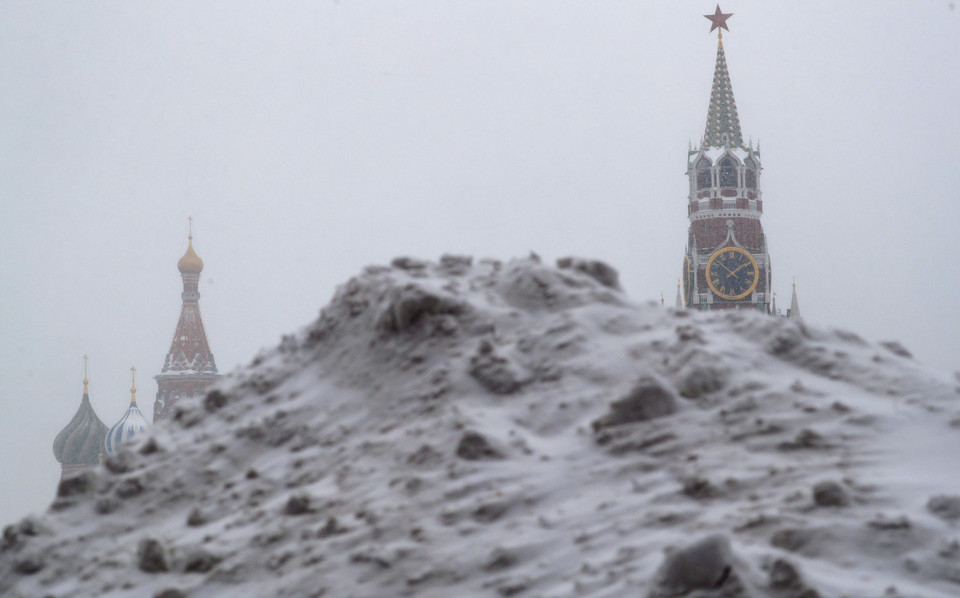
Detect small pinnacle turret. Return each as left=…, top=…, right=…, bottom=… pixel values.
left=789, top=280, right=802, bottom=321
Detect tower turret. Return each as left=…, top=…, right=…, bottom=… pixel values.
left=153, top=222, right=221, bottom=421
left=680, top=7, right=772, bottom=313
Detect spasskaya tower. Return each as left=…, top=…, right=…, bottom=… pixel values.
left=681, top=6, right=772, bottom=312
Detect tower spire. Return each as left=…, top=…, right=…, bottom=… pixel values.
left=82, top=354, right=89, bottom=395
left=789, top=278, right=802, bottom=322
left=702, top=6, right=743, bottom=148
left=154, top=227, right=221, bottom=421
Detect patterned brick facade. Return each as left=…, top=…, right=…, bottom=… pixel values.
left=680, top=31, right=772, bottom=313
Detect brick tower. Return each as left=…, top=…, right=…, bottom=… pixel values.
left=153, top=229, right=220, bottom=421
left=681, top=7, right=771, bottom=312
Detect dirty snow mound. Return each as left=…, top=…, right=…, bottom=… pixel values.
left=2, top=256, right=959, bottom=598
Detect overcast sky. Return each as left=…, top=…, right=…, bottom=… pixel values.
left=1, top=1, right=958, bottom=525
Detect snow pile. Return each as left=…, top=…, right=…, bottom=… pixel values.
left=3, top=256, right=960, bottom=598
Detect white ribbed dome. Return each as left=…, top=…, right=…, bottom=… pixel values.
left=105, top=399, right=150, bottom=455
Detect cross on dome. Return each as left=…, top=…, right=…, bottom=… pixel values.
left=177, top=220, right=204, bottom=274
left=53, top=360, right=108, bottom=469
left=130, top=365, right=137, bottom=402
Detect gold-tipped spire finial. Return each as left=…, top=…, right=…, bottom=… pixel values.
left=130, top=366, right=137, bottom=404
left=82, top=354, right=89, bottom=394
left=177, top=218, right=204, bottom=274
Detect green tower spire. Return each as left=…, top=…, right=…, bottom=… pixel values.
left=702, top=22, right=743, bottom=148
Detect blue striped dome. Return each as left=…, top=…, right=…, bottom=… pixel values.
left=105, top=396, right=151, bottom=455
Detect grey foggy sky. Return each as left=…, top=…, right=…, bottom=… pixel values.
left=1, top=2, right=958, bottom=525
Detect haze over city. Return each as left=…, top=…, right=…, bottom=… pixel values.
left=1, top=1, right=958, bottom=527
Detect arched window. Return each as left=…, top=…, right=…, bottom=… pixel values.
left=696, top=159, right=712, bottom=189
left=745, top=158, right=757, bottom=189
left=719, top=157, right=737, bottom=188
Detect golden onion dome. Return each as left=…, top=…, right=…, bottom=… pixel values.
left=177, top=236, right=204, bottom=274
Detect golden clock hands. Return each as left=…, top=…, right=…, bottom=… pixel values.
left=728, top=263, right=749, bottom=277
left=715, top=262, right=736, bottom=275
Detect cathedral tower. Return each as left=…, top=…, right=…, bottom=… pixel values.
left=681, top=7, right=771, bottom=312
left=153, top=229, right=220, bottom=421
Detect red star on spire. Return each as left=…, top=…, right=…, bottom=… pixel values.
left=704, top=5, right=733, bottom=33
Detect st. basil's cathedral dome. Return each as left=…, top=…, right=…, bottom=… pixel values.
left=104, top=368, right=151, bottom=455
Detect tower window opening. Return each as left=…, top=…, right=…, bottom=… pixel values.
left=696, top=159, right=712, bottom=189
left=719, top=158, right=737, bottom=188
left=745, top=158, right=758, bottom=189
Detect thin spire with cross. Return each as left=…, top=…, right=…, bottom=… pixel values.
left=130, top=366, right=137, bottom=403
left=82, top=354, right=89, bottom=394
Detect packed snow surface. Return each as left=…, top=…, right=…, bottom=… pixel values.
left=3, top=256, right=960, bottom=598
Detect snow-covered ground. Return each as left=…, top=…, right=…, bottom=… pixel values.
left=2, top=256, right=959, bottom=598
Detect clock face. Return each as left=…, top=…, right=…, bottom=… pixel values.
left=706, top=247, right=759, bottom=300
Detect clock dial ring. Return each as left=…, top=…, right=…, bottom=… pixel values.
left=706, top=247, right=759, bottom=300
